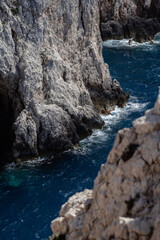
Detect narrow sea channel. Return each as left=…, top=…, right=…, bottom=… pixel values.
left=0, top=35, right=160, bottom=240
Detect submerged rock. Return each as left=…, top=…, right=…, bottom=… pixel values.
left=100, top=0, right=160, bottom=42
left=0, top=0, right=129, bottom=164
left=51, top=91, right=160, bottom=240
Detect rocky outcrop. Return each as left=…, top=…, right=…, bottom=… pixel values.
left=0, top=0, right=129, bottom=165
left=51, top=91, right=160, bottom=240
left=100, top=0, right=160, bottom=42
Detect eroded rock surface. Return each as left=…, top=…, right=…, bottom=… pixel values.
left=100, top=0, right=160, bottom=42
left=51, top=92, right=160, bottom=240
left=0, top=0, right=129, bottom=164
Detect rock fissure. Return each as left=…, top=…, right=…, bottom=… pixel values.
left=79, top=0, right=85, bottom=33
left=121, top=143, right=139, bottom=162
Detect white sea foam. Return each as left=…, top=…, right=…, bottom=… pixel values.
left=80, top=96, right=149, bottom=150
left=103, top=33, right=160, bottom=50
left=4, top=156, right=49, bottom=170
left=4, top=97, right=149, bottom=166
left=4, top=162, right=16, bottom=170
left=20, top=157, right=49, bottom=167
left=154, top=32, right=160, bottom=42
left=103, top=39, right=140, bottom=48
left=103, top=97, right=148, bottom=125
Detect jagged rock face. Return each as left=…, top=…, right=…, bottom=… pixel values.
left=0, top=0, right=129, bottom=163
left=100, top=0, right=160, bottom=42
left=51, top=92, right=160, bottom=240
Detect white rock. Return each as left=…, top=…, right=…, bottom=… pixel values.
left=51, top=217, right=67, bottom=235
left=51, top=93, right=160, bottom=240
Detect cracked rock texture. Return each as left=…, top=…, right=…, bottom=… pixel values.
left=100, top=0, right=160, bottom=42
left=51, top=92, right=160, bottom=240
left=0, top=0, right=129, bottom=163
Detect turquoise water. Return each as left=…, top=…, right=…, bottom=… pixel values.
left=0, top=35, right=160, bottom=240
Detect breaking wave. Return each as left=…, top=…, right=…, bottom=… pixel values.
left=103, top=32, right=160, bottom=51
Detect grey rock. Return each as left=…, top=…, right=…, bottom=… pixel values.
left=100, top=0, right=160, bottom=42
left=101, top=20, right=124, bottom=40
left=13, top=109, right=38, bottom=158
left=123, top=17, right=160, bottom=42
left=0, top=0, right=129, bottom=164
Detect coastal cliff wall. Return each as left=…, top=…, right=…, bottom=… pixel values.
left=51, top=92, right=160, bottom=240
left=100, top=0, right=160, bottom=42
left=0, top=0, right=128, bottom=165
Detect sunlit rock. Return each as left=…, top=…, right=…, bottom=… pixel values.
left=51, top=92, right=160, bottom=240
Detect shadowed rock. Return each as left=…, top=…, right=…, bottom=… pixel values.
left=100, top=0, right=160, bottom=42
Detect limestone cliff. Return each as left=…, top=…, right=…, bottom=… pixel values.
left=0, top=0, right=128, bottom=165
left=51, top=92, right=160, bottom=240
left=100, top=0, right=160, bottom=42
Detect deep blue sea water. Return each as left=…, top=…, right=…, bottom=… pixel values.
left=0, top=35, right=160, bottom=240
